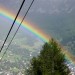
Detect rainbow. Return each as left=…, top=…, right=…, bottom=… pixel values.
left=0, top=6, right=75, bottom=64
left=0, top=6, right=50, bottom=42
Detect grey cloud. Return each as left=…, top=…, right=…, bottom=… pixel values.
left=0, top=0, right=75, bottom=14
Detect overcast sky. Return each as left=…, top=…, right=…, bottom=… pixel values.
left=0, top=0, right=75, bottom=40
left=0, top=0, right=75, bottom=15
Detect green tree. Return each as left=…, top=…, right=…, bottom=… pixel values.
left=26, top=39, right=70, bottom=75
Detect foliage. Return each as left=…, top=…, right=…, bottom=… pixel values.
left=26, top=39, right=70, bottom=75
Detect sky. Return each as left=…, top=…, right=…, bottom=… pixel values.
left=0, top=0, right=75, bottom=41
left=0, top=0, right=75, bottom=44
left=0, top=0, right=75, bottom=50
left=1, top=0, right=75, bottom=16
left=0, top=1, right=74, bottom=14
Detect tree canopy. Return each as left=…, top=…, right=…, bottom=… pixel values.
left=26, top=39, right=70, bottom=75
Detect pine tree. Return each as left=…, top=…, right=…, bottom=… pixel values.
left=26, top=39, right=70, bottom=75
